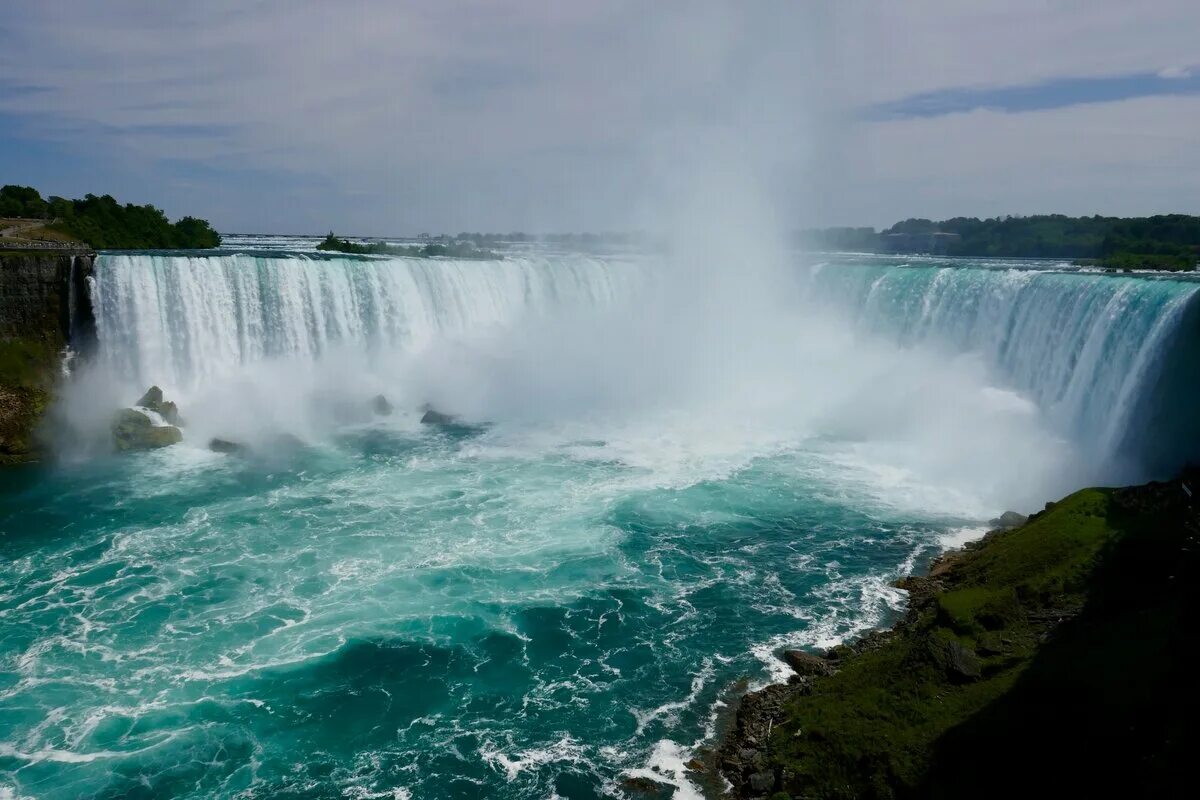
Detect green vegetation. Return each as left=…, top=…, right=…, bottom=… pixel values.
left=317, top=232, right=500, bottom=260
left=752, top=479, right=1196, bottom=798
left=0, top=339, right=56, bottom=461
left=801, top=214, right=1200, bottom=270
left=0, top=185, right=220, bottom=249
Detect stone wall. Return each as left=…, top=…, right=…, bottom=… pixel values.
left=0, top=251, right=94, bottom=461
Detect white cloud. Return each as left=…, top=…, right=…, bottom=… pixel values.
left=1158, top=66, right=1193, bottom=79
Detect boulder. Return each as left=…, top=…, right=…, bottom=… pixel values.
left=209, top=438, right=249, bottom=456
left=618, top=775, right=676, bottom=799
left=371, top=394, right=393, bottom=416
left=926, top=634, right=982, bottom=682
left=135, top=385, right=182, bottom=426
left=135, top=386, right=164, bottom=408
left=420, top=405, right=456, bottom=425
left=112, top=408, right=182, bottom=451
left=782, top=649, right=834, bottom=677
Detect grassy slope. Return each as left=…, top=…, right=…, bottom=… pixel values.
left=762, top=482, right=1197, bottom=799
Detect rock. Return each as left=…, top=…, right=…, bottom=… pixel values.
left=371, top=394, right=393, bottom=416
left=824, top=644, right=854, bottom=661
left=782, top=650, right=833, bottom=677
left=112, top=408, right=182, bottom=451
left=158, top=400, right=181, bottom=426
left=209, top=438, right=249, bottom=456
left=927, top=635, right=982, bottom=682
left=135, top=385, right=183, bottom=426
left=749, top=771, right=776, bottom=793
left=136, top=386, right=164, bottom=408
left=989, top=510, right=1028, bottom=529
left=619, top=775, right=676, bottom=799
left=420, top=405, right=456, bottom=425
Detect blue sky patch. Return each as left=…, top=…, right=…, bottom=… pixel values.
left=867, top=68, right=1200, bottom=120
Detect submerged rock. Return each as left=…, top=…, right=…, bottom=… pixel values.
left=209, top=437, right=249, bottom=456
left=371, top=394, right=393, bottom=416
left=112, top=408, right=182, bottom=451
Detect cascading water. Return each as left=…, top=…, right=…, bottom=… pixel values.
left=3, top=247, right=1198, bottom=800
left=805, top=258, right=1200, bottom=478
left=91, top=252, right=638, bottom=390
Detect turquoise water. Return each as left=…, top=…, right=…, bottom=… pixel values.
left=2, top=249, right=1197, bottom=798
left=0, top=423, right=964, bottom=799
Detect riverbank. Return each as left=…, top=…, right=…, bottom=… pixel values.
left=716, top=471, right=1198, bottom=798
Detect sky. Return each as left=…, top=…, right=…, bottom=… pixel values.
left=1, top=1, right=1198, bottom=235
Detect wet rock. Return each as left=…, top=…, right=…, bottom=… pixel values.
left=112, top=408, right=182, bottom=451
left=782, top=650, right=833, bottom=677
left=420, top=405, right=456, bottom=425
left=209, top=438, right=249, bottom=456
left=371, top=394, right=393, bottom=416
left=619, top=775, right=676, bottom=798
left=135, top=385, right=182, bottom=426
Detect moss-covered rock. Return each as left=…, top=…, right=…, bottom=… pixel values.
left=720, top=477, right=1199, bottom=798
left=111, top=408, right=182, bottom=451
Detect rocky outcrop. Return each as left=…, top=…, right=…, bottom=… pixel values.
left=988, top=510, right=1028, bottom=529
left=209, top=438, right=249, bottom=456
left=111, top=408, right=183, bottom=451
left=420, top=405, right=456, bottom=425
left=0, top=252, right=94, bottom=462
left=781, top=650, right=835, bottom=677
left=111, top=386, right=184, bottom=451
left=371, top=394, right=393, bottom=416
left=136, top=385, right=182, bottom=426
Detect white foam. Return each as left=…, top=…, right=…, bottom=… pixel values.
left=621, top=739, right=705, bottom=800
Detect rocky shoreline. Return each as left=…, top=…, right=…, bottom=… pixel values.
left=712, top=471, right=1198, bottom=798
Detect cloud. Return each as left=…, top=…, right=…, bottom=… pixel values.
left=1159, top=66, right=1193, bottom=80
left=866, top=69, right=1200, bottom=119
left=0, top=1, right=1197, bottom=232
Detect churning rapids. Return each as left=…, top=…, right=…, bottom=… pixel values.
left=2, top=243, right=1198, bottom=799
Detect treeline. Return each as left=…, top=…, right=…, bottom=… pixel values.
left=0, top=185, right=220, bottom=249
left=800, top=214, right=1200, bottom=270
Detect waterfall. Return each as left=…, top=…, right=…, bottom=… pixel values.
left=87, top=252, right=1199, bottom=476
left=806, top=261, right=1200, bottom=476
left=90, top=252, right=640, bottom=389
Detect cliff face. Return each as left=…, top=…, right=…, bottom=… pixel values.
left=0, top=251, right=94, bottom=462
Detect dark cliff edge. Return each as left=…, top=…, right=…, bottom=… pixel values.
left=0, top=251, right=95, bottom=463
left=715, top=472, right=1198, bottom=799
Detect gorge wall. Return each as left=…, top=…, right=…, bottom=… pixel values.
left=0, top=251, right=94, bottom=461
